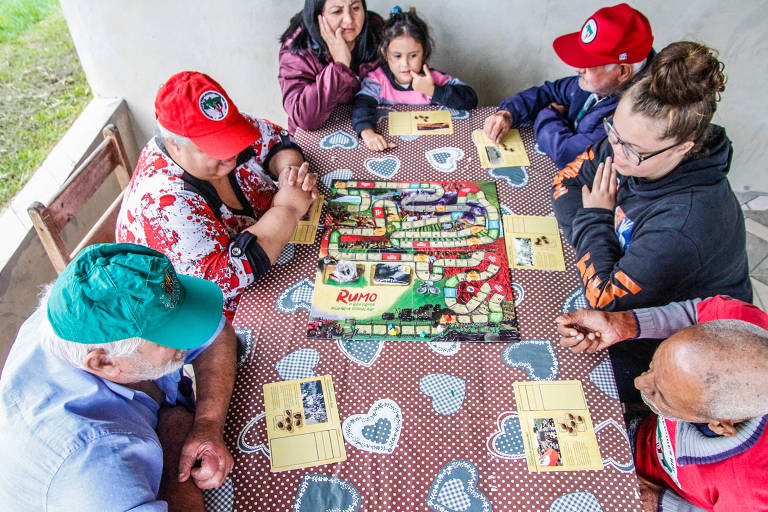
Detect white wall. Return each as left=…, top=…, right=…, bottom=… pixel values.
left=60, top=0, right=768, bottom=192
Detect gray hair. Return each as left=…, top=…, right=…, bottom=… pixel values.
left=156, top=120, right=191, bottom=148
left=681, top=319, right=768, bottom=420
left=604, top=58, right=647, bottom=77
left=37, top=284, right=145, bottom=370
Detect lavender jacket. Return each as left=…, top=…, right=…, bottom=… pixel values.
left=278, top=29, right=379, bottom=133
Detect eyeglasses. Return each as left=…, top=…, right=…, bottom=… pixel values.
left=602, top=117, right=679, bottom=166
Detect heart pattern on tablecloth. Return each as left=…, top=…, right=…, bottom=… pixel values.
left=548, top=491, right=602, bottom=512
left=428, top=339, right=461, bottom=356
left=487, top=411, right=525, bottom=459
left=501, top=339, right=559, bottom=380
left=420, top=373, right=466, bottom=415
left=321, top=169, right=354, bottom=192
left=337, top=338, right=384, bottom=367
left=562, top=287, right=589, bottom=313
left=276, top=278, right=314, bottom=313
left=236, top=412, right=269, bottom=458
left=589, top=360, right=620, bottom=400
left=426, top=459, right=491, bottom=512
left=276, top=348, right=319, bottom=381
left=534, top=142, right=547, bottom=156
left=275, top=243, right=295, bottom=265
left=203, top=477, right=234, bottom=512
left=512, top=283, right=524, bottom=306
left=440, top=106, right=470, bottom=120
left=364, top=156, right=401, bottom=179
left=399, top=134, right=420, bottom=142
left=488, top=166, right=529, bottom=188
left=318, top=130, right=359, bottom=150
left=595, top=419, right=635, bottom=473
left=343, top=399, right=402, bottom=454
left=234, top=327, right=253, bottom=369
left=294, top=473, right=362, bottom=512
left=426, top=147, right=465, bottom=173
left=500, top=204, right=514, bottom=215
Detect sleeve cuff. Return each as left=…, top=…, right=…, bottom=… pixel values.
left=231, top=232, right=272, bottom=279
left=262, top=131, right=303, bottom=180
left=658, top=489, right=709, bottom=512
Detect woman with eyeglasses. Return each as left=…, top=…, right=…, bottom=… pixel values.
left=551, top=42, right=751, bottom=397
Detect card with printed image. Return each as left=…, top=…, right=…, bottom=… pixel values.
left=388, top=110, right=453, bottom=135
left=472, top=129, right=531, bottom=167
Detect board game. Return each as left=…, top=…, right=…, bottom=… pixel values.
left=307, top=180, right=519, bottom=342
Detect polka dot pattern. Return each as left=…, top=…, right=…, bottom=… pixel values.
left=228, top=106, right=641, bottom=511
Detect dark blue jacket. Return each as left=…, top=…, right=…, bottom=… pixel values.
left=498, top=76, right=619, bottom=169
left=551, top=125, right=752, bottom=311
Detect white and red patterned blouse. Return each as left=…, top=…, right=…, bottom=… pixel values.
left=116, top=115, right=299, bottom=319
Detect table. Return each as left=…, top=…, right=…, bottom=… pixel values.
left=220, top=106, right=642, bottom=512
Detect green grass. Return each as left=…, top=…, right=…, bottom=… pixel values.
left=0, top=1, right=92, bottom=207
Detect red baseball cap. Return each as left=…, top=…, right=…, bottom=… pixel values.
left=155, top=71, right=258, bottom=160
left=553, top=3, right=653, bottom=68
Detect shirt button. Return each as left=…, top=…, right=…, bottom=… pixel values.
left=231, top=247, right=243, bottom=257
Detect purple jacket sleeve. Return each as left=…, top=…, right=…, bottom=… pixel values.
left=278, top=45, right=362, bottom=131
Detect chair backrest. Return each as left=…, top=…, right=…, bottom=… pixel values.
left=28, top=124, right=132, bottom=274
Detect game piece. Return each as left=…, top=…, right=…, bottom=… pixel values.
left=264, top=375, right=346, bottom=472
left=308, top=181, right=520, bottom=343
left=471, top=129, right=531, bottom=167
left=513, top=380, right=603, bottom=472
left=388, top=110, right=454, bottom=136
left=503, top=215, right=566, bottom=271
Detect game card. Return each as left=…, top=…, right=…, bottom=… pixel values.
left=502, top=215, right=566, bottom=271
left=514, top=380, right=603, bottom=472
left=264, top=375, right=346, bottom=472
left=289, top=195, right=324, bottom=245
left=471, top=129, right=531, bottom=167
left=388, top=110, right=453, bottom=136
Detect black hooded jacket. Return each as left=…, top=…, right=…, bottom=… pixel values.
left=551, top=125, right=752, bottom=311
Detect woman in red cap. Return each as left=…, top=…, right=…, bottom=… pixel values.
left=279, top=0, right=383, bottom=132
left=551, top=41, right=751, bottom=401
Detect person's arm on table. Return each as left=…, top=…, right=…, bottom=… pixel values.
left=244, top=160, right=317, bottom=263
left=178, top=321, right=238, bottom=491
left=555, top=299, right=702, bottom=353
left=484, top=77, right=574, bottom=143
left=352, top=79, right=397, bottom=151
left=534, top=106, right=607, bottom=169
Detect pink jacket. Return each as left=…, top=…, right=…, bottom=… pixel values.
left=278, top=32, right=378, bottom=133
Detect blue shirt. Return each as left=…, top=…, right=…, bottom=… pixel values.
left=0, top=307, right=225, bottom=511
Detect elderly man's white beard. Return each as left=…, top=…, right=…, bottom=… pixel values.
left=130, top=349, right=187, bottom=381
left=640, top=390, right=687, bottom=423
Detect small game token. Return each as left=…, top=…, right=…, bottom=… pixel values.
left=419, top=330, right=427, bottom=338
left=286, top=424, right=293, bottom=432
left=293, top=413, right=302, bottom=419
left=388, top=327, right=399, bottom=336
left=277, top=421, right=285, bottom=429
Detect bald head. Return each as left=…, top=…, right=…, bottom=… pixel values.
left=667, top=319, right=768, bottom=421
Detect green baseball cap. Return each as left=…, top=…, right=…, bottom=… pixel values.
left=47, top=243, right=224, bottom=349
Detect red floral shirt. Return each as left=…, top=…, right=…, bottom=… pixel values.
left=116, top=115, right=292, bottom=318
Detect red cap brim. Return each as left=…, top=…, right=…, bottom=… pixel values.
left=189, top=114, right=260, bottom=160
left=553, top=32, right=617, bottom=68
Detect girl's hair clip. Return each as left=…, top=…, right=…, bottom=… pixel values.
left=391, top=5, right=402, bottom=14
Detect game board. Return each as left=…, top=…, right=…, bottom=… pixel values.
left=308, top=180, right=519, bottom=342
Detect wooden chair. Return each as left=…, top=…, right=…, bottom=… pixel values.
left=28, top=124, right=132, bottom=274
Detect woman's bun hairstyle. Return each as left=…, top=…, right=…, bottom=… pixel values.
left=626, top=41, right=726, bottom=156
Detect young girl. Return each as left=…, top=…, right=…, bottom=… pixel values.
left=551, top=41, right=751, bottom=400
left=351, top=8, right=477, bottom=151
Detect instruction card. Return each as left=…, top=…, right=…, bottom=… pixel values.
left=514, top=380, right=603, bottom=472
left=503, top=215, right=566, bottom=271
left=263, top=375, right=346, bottom=472
left=389, top=110, right=453, bottom=136
left=471, top=129, right=531, bottom=167
left=290, top=195, right=324, bottom=245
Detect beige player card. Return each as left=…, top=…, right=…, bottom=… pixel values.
left=514, top=380, right=603, bottom=472
left=472, top=129, right=531, bottom=167
left=388, top=110, right=453, bottom=136
left=289, top=195, right=324, bottom=244
left=264, top=375, right=346, bottom=472
left=503, top=215, right=566, bottom=271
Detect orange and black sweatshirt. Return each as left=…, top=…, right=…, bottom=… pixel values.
left=551, top=125, right=751, bottom=311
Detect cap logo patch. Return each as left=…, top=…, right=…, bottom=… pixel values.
left=199, top=91, right=228, bottom=121
left=160, top=268, right=183, bottom=309
left=619, top=52, right=628, bottom=61
left=581, top=19, right=598, bottom=44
